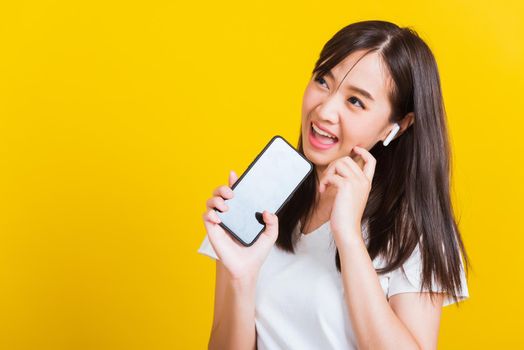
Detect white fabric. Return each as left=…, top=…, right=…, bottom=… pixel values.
left=197, top=220, right=469, bottom=349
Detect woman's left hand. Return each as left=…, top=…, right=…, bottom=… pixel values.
left=318, top=146, right=377, bottom=248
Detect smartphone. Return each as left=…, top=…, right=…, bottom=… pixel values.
left=215, top=135, right=313, bottom=246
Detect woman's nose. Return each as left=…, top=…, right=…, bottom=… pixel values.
left=316, top=94, right=341, bottom=123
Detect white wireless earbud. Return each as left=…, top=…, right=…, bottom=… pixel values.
left=383, top=123, right=400, bottom=146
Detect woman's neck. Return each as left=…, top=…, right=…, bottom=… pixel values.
left=301, top=184, right=336, bottom=234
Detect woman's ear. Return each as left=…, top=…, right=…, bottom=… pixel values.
left=380, top=112, right=415, bottom=146
left=396, top=112, right=415, bottom=138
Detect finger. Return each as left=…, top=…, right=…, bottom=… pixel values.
left=206, top=196, right=229, bottom=212
left=229, top=170, right=238, bottom=188
left=340, top=155, right=365, bottom=178
left=202, top=208, right=222, bottom=225
left=212, top=185, right=234, bottom=199
left=319, top=160, right=352, bottom=192
left=354, top=155, right=365, bottom=169
left=318, top=162, right=337, bottom=193
left=202, top=210, right=237, bottom=259
left=332, top=161, right=353, bottom=179
left=352, top=146, right=377, bottom=182
left=203, top=209, right=246, bottom=250
left=322, top=173, right=345, bottom=191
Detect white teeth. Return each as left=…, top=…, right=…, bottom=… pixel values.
left=312, top=124, right=337, bottom=139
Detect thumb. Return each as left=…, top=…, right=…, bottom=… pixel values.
left=259, top=210, right=279, bottom=243
left=229, top=170, right=238, bottom=188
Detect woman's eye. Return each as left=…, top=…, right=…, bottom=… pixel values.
left=314, top=76, right=327, bottom=87
left=348, top=96, right=365, bottom=109
left=315, top=75, right=365, bottom=110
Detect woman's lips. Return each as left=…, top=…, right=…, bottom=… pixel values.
left=308, top=123, right=339, bottom=150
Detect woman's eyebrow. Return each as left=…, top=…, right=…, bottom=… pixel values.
left=325, top=69, right=375, bottom=102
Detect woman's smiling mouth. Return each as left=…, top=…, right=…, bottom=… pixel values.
left=309, top=122, right=339, bottom=150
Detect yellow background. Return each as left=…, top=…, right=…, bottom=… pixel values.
left=0, top=0, right=522, bottom=349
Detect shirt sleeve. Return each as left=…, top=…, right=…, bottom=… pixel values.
left=197, top=234, right=220, bottom=260
left=387, top=243, right=469, bottom=307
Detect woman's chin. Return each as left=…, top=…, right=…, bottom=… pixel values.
left=304, top=150, right=334, bottom=168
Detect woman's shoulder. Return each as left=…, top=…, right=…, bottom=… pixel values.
left=375, top=242, right=469, bottom=306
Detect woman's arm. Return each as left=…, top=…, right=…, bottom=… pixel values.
left=202, top=170, right=279, bottom=349
left=208, top=259, right=258, bottom=350
left=337, top=231, right=444, bottom=350
left=316, top=147, right=444, bottom=349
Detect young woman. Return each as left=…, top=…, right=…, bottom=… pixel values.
left=198, top=20, right=469, bottom=350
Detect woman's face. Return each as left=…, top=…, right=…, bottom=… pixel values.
left=301, top=50, right=396, bottom=174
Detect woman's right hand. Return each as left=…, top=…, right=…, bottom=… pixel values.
left=202, top=170, right=279, bottom=282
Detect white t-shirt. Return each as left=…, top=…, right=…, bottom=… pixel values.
left=197, top=219, right=469, bottom=350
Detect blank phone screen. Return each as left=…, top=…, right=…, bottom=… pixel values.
left=215, top=136, right=313, bottom=246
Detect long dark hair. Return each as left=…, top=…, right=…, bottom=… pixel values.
left=276, top=20, right=469, bottom=304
